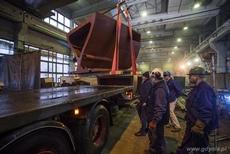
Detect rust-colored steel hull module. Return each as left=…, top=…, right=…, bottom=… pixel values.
left=67, top=12, right=141, bottom=73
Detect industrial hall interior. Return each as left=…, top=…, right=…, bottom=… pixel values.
left=0, top=0, right=230, bottom=154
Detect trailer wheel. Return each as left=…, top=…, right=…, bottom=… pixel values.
left=2, top=129, right=74, bottom=154
left=75, top=105, right=110, bottom=154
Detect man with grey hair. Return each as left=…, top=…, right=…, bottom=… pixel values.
left=145, top=70, right=170, bottom=154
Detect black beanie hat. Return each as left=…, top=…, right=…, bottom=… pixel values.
left=142, top=71, right=149, bottom=79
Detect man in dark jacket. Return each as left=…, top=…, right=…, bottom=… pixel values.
left=164, top=71, right=182, bottom=132
left=177, top=66, right=219, bottom=154
left=145, top=70, right=170, bottom=154
left=135, top=71, right=152, bottom=136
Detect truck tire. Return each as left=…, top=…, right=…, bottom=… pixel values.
left=75, top=105, right=110, bottom=154
left=1, top=129, right=74, bottom=154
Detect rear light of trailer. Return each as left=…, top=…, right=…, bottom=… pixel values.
left=74, top=108, right=80, bottom=115
left=126, top=92, right=132, bottom=99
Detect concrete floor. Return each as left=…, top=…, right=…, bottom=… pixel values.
left=102, top=103, right=230, bottom=154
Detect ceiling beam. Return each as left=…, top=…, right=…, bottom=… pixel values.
left=126, top=0, right=148, bottom=6
left=144, top=44, right=190, bottom=49
left=70, top=0, right=118, bottom=19
left=141, top=34, right=198, bottom=41
left=141, top=36, right=195, bottom=43
left=131, top=7, right=220, bottom=29
left=139, top=27, right=202, bottom=34
left=5, top=0, right=77, bottom=18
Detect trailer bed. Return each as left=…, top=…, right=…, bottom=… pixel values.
left=0, top=85, right=132, bottom=134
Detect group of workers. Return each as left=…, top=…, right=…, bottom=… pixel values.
left=135, top=66, right=219, bottom=154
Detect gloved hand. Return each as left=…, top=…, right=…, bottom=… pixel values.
left=149, top=122, right=156, bottom=130
left=191, top=119, right=206, bottom=137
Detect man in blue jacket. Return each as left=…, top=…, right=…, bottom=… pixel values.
left=177, top=66, right=219, bottom=154
left=163, top=71, right=182, bottom=132
left=145, top=70, right=170, bottom=154
left=135, top=71, right=152, bottom=136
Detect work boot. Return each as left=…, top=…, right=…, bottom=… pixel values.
left=166, top=124, right=171, bottom=128
left=135, top=131, right=146, bottom=136
left=171, top=127, right=181, bottom=132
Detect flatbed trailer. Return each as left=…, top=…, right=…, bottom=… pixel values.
left=0, top=85, right=133, bottom=154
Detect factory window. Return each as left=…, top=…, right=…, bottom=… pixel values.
left=24, top=45, right=70, bottom=83
left=64, top=64, right=69, bottom=73
left=44, top=10, right=70, bottom=33
left=44, top=18, right=49, bottom=23
left=64, top=55, right=69, bottom=64
left=57, top=63, right=63, bottom=72
left=65, top=17, right=70, bottom=26
left=41, top=61, right=48, bottom=72
left=58, top=23, right=64, bottom=30
left=27, top=46, right=39, bottom=52
left=50, top=19, right=57, bottom=27
left=57, top=53, right=63, bottom=63
left=64, top=27, right=70, bottom=33
left=49, top=63, right=56, bottom=72
left=73, top=23, right=78, bottom=28
left=41, top=50, right=48, bottom=61
left=51, top=10, right=57, bottom=20
left=49, top=51, right=57, bottom=62
left=58, top=13, right=64, bottom=23
left=0, top=39, right=14, bottom=56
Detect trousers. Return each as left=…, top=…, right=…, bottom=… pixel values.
left=169, top=99, right=181, bottom=128
left=177, top=122, right=209, bottom=154
left=136, top=103, right=147, bottom=132
left=147, top=122, right=166, bottom=154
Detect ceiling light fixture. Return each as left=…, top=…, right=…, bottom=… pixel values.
left=193, top=3, right=200, bottom=8
left=187, top=62, right=191, bottom=66
left=177, top=38, right=181, bottom=42
left=180, top=65, right=185, bottom=69
left=147, top=31, right=150, bottom=34
left=142, top=11, right=147, bottom=17
left=183, top=26, right=188, bottom=30
left=193, top=0, right=213, bottom=9
left=149, top=41, right=153, bottom=43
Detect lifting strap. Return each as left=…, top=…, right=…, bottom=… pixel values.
left=125, top=5, right=137, bottom=75
left=111, top=3, right=122, bottom=74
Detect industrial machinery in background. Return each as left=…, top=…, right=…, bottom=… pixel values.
left=217, top=89, right=230, bottom=119
left=202, top=52, right=230, bottom=119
